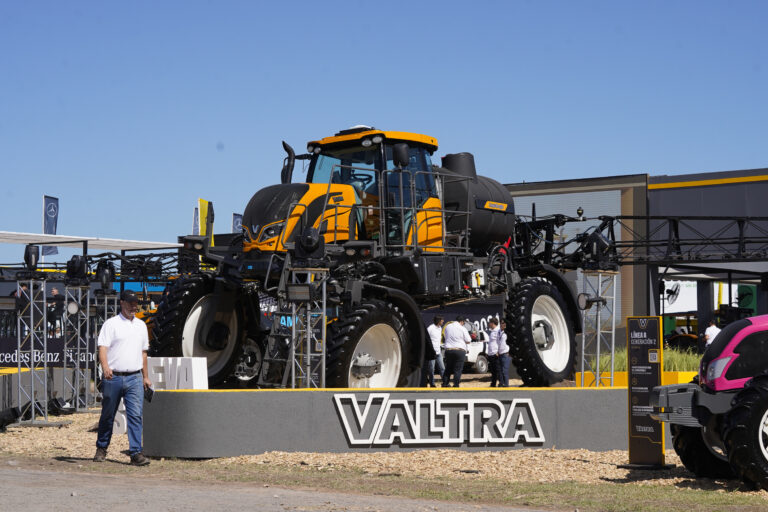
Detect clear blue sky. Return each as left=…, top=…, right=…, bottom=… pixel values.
left=1, top=1, right=766, bottom=264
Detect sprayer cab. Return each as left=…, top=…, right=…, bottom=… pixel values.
left=242, top=127, right=447, bottom=256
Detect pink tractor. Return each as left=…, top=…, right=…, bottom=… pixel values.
left=651, top=314, right=768, bottom=488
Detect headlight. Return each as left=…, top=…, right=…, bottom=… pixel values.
left=259, top=222, right=285, bottom=242
left=707, top=357, right=732, bottom=381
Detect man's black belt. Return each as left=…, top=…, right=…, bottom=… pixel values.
left=112, top=370, right=141, bottom=376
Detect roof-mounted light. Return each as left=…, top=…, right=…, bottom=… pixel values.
left=361, top=138, right=372, bottom=147
left=313, top=146, right=321, bottom=154
left=371, top=135, right=383, bottom=144
left=307, top=144, right=314, bottom=153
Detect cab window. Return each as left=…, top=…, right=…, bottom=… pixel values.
left=307, top=147, right=380, bottom=195
left=384, top=146, right=437, bottom=207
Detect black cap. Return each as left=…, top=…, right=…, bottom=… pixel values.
left=120, top=290, right=139, bottom=302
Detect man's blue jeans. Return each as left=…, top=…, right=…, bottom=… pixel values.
left=97, top=373, right=144, bottom=455
left=421, top=353, right=446, bottom=386
left=498, top=353, right=512, bottom=387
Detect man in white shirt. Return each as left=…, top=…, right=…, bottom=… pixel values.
left=497, top=319, right=512, bottom=387
left=421, top=315, right=445, bottom=387
left=487, top=318, right=500, bottom=387
left=442, top=316, right=472, bottom=388
left=93, top=290, right=152, bottom=466
left=704, top=320, right=721, bottom=347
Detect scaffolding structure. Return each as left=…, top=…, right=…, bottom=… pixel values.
left=62, top=286, right=92, bottom=410
left=287, top=268, right=328, bottom=389
left=16, top=279, right=49, bottom=422
left=579, top=270, right=618, bottom=387
left=91, top=291, right=119, bottom=399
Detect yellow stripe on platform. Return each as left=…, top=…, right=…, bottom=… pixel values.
left=158, top=385, right=617, bottom=393
left=0, top=367, right=31, bottom=375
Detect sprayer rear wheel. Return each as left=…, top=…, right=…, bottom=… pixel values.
left=506, top=277, right=576, bottom=386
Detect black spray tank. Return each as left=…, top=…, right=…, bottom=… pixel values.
left=437, top=152, right=515, bottom=250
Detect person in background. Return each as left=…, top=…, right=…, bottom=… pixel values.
left=48, top=287, right=65, bottom=337
left=442, top=316, right=472, bottom=388
left=13, top=284, right=29, bottom=314
left=704, top=319, right=721, bottom=347
left=487, top=317, right=501, bottom=387
left=498, top=319, right=512, bottom=387
left=421, top=315, right=444, bottom=387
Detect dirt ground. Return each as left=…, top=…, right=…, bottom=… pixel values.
left=2, top=371, right=765, bottom=510
left=0, top=407, right=740, bottom=487
left=2, top=400, right=768, bottom=511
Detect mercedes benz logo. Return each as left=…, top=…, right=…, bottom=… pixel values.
left=46, top=202, right=58, bottom=218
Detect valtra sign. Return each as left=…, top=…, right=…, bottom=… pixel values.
left=334, top=393, right=545, bottom=446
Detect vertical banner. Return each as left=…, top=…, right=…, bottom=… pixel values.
left=627, top=316, right=665, bottom=466
left=42, top=195, right=59, bottom=255
left=232, top=213, right=242, bottom=233
left=198, top=198, right=213, bottom=247
left=192, top=207, right=199, bottom=235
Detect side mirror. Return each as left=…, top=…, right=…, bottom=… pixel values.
left=392, top=143, right=410, bottom=169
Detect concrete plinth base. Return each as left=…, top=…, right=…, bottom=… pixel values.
left=144, top=387, right=645, bottom=458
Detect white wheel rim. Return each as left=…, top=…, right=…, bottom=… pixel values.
left=347, top=323, right=402, bottom=388
left=182, top=294, right=238, bottom=378
left=531, top=295, right=569, bottom=373
left=759, top=408, right=768, bottom=462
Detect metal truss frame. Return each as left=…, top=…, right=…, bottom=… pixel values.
left=90, top=291, right=119, bottom=399
left=287, top=268, right=327, bottom=389
left=63, top=286, right=91, bottom=411
left=16, top=279, right=49, bottom=422
left=580, top=270, right=617, bottom=387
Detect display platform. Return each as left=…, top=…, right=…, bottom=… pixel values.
left=144, top=387, right=639, bottom=458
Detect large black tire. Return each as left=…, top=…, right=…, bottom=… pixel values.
left=723, top=374, right=768, bottom=489
left=150, top=273, right=242, bottom=386
left=671, top=422, right=734, bottom=479
left=505, top=277, right=576, bottom=387
left=326, top=299, right=413, bottom=388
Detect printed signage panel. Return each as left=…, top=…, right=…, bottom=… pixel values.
left=627, top=316, right=665, bottom=466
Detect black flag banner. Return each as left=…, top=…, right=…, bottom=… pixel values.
left=43, top=195, right=59, bottom=256
left=232, top=213, right=242, bottom=233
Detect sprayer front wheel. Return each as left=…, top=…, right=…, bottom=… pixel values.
left=151, top=273, right=242, bottom=386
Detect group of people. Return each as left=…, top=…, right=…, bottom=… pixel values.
left=421, top=314, right=512, bottom=388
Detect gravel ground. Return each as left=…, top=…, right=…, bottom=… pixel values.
left=0, top=372, right=764, bottom=502
left=0, top=409, right=727, bottom=487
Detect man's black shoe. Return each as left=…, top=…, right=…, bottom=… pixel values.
left=93, top=447, right=107, bottom=462
left=130, top=452, right=150, bottom=466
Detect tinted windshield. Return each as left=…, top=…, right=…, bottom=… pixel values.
left=384, top=145, right=437, bottom=207
left=307, top=146, right=381, bottom=194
